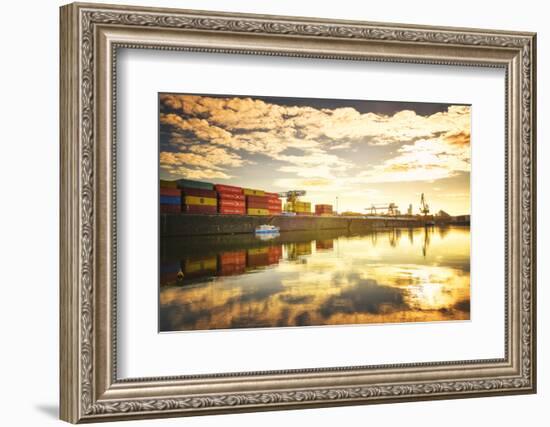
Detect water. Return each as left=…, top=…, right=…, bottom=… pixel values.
left=159, top=226, right=470, bottom=332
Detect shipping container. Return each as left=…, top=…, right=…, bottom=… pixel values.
left=243, top=188, right=265, bottom=196
left=182, top=256, right=217, bottom=278
left=160, top=204, right=181, bottom=214
left=181, top=205, right=217, bottom=214
left=316, top=239, right=334, bottom=251
left=217, top=192, right=245, bottom=201
left=160, top=195, right=181, bottom=205
left=219, top=251, right=246, bottom=266
left=295, top=242, right=312, bottom=256
left=180, top=187, right=217, bottom=198
left=184, top=195, right=217, bottom=206
left=160, top=179, right=178, bottom=188
left=247, top=208, right=269, bottom=216
left=246, top=247, right=270, bottom=268
left=315, top=204, right=333, bottom=213
left=218, top=199, right=246, bottom=208
left=160, top=262, right=181, bottom=274
left=218, top=207, right=246, bottom=215
left=264, top=192, right=280, bottom=198
left=247, top=201, right=270, bottom=209
left=246, top=195, right=269, bottom=203
left=176, top=179, right=214, bottom=190
left=218, top=251, right=246, bottom=275
left=267, top=245, right=283, bottom=264
left=214, top=184, right=243, bottom=194
left=160, top=187, right=181, bottom=197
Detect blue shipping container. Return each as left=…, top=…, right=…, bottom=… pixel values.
left=160, top=195, right=181, bottom=205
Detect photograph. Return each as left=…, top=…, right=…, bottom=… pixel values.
left=158, top=93, right=472, bottom=332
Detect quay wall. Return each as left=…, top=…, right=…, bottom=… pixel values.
left=160, top=214, right=427, bottom=237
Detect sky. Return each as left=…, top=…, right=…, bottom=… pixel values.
left=159, top=93, right=471, bottom=215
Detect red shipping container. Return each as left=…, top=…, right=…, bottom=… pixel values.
left=218, top=199, right=246, bottom=208
left=264, top=192, right=279, bottom=198
left=180, top=187, right=217, bottom=198
left=160, top=204, right=181, bottom=214
left=182, top=205, right=217, bottom=214
left=219, top=251, right=246, bottom=266
left=267, top=201, right=282, bottom=208
left=160, top=187, right=181, bottom=197
left=246, top=195, right=269, bottom=203
left=316, top=240, right=334, bottom=250
left=214, top=184, right=243, bottom=194
left=247, top=253, right=269, bottom=268
left=267, top=246, right=282, bottom=264
left=219, top=206, right=245, bottom=215
left=218, top=192, right=245, bottom=201
left=247, top=201, right=270, bottom=209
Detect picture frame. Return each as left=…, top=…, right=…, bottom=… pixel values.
left=59, top=2, right=537, bottom=423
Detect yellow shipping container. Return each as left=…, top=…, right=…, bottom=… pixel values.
left=184, top=257, right=217, bottom=273
left=247, top=247, right=269, bottom=256
left=243, top=188, right=265, bottom=196
left=247, top=208, right=269, bottom=216
left=184, top=195, right=217, bottom=206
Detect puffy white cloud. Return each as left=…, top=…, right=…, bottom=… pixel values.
left=356, top=132, right=470, bottom=183
left=159, top=94, right=470, bottom=185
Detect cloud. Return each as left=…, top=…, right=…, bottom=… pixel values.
left=166, top=166, right=232, bottom=180
left=159, top=94, right=470, bottom=184
left=356, top=132, right=470, bottom=183
left=160, top=144, right=247, bottom=180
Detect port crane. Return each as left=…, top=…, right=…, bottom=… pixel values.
left=419, top=193, right=430, bottom=216
left=366, top=203, right=398, bottom=216
left=278, top=190, right=306, bottom=203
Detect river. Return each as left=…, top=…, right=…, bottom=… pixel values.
left=159, top=226, right=470, bottom=331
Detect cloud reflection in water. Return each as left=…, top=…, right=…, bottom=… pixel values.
left=160, top=226, right=470, bottom=331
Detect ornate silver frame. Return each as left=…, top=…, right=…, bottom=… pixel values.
left=60, top=2, right=537, bottom=423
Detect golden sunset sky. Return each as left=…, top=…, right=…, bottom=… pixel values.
left=159, top=94, right=471, bottom=215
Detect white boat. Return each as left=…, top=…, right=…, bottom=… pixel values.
left=255, top=224, right=280, bottom=235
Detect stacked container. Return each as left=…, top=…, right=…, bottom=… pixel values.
left=215, top=184, right=245, bottom=215
left=177, top=179, right=218, bottom=214
left=245, top=193, right=269, bottom=216
left=246, top=247, right=269, bottom=268
left=267, top=245, right=283, bottom=265
left=160, top=180, right=181, bottom=214
left=182, top=256, right=217, bottom=279
left=284, top=200, right=311, bottom=215
left=315, top=204, right=333, bottom=216
left=265, top=192, right=282, bottom=215
left=218, top=250, right=246, bottom=276
left=316, top=239, right=334, bottom=251
left=243, top=188, right=265, bottom=197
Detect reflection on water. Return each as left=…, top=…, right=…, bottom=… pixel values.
left=160, top=226, right=470, bottom=332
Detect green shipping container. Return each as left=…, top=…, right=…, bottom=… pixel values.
left=176, top=179, right=214, bottom=190
left=160, top=179, right=178, bottom=188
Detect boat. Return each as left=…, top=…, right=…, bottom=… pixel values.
left=255, top=224, right=280, bottom=235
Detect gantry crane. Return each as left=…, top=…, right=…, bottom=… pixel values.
left=366, top=203, right=398, bottom=216
left=419, top=193, right=430, bottom=216
left=278, top=190, right=306, bottom=203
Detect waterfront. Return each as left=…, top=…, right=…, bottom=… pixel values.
left=159, top=226, right=470, bottom=331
